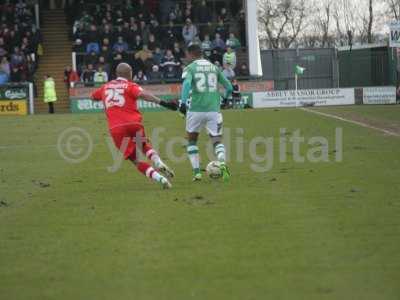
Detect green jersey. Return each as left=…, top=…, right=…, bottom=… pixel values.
left=182, top=59, right=232, bottom=112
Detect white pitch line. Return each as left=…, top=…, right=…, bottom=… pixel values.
left=301, top=108, right=400, bottom=138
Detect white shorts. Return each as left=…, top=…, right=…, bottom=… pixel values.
left=186, top=112, right=223, bottom=136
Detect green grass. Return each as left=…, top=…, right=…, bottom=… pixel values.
left=1, top=107, right=400, bottom=300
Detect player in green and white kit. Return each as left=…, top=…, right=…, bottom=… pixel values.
left=179, top=44, right=233, bottom=181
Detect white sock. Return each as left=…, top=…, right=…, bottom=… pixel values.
left=215, top=143, right=226, bottom=163
left=146, top=149, right=162, bottom=167
left=145, top=166, right=163, bottom=183
left=187, top=144, right=200, bottom=174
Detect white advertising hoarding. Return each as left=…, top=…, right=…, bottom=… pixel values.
left=252, top=88, right=355, bottom=108
left=390, top=21, right=400, bottom=48
left=363, top=87, right=397, bottom=105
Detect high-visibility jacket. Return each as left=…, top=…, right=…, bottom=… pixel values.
left=44, top=77, right=57, bottom=103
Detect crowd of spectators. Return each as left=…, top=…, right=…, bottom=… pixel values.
left=0, top=0, right=41, bottom=84
left=66, top=0, right=249, bottom=86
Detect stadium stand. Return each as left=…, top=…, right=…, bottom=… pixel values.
left=0, top=0, right=40, bottom=85
left=66, top=0, right=249, bottom=87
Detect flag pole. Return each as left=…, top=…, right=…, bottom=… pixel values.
left=295, top=73, right=298, bottom=107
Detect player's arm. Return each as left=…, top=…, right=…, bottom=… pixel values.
left=218, top=70, right=233, bottom=99
left=139, top=89, right=178, bottom=111
left=179, top=68, right=193, bottom=115
left=91, top=87, right=103, bottom=101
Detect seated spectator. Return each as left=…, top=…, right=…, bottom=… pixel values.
left=212, top=33, right=226, bottom=51
left=81, top=64, right=95, bottom=84
left=237, top=62, right=249, bottom=76
left=220, top=7, right=230, bottom=23
left=101, top=24, right=113, bottom=42
left=132, top=35, right=143, bottom=51
left=0, top=57, right=11, bottom=77
left=197, top=0, right=211, bottom=25
left=201, top=34, right=212, bottom=58
left=20, top=37, right=34, bottom=56
left=214, top=60, right=223, bottom=71
left=94, top=66, right=108, bottom=84
left=161, top=50, right=180, bottom=69
left=173, top=42, right=185, bottom=63
left=223, top=63, right=235, bottom=80
left=163, top=65, right=178, bottom=80
left=210, top=49, right=223, bottom=65
left=0, top=38, right=8, bottom=57
left=152, top=47, right=163, bottom=66
left=135, top=44, right=153, bottom=71
left=100, top=45, right=112, bottom=61
left=163, top=21, right=179, bottom=49
left=112, top=36, right=129, bottom=53
left=226, top=33, right=241, bottom=50
left=133, top=69, right=148, bottom=83
left=215, top=18, right=228, bottom=40
left=64, top=65, right=73, bottom=87
left=182, top=18, right=197, bottom=45
left=85, top=51, right=98, bottom=66
left=96, top=56, right=111, bottom=77
left=223, top=46, right=237, bottom=69
left=148, top=65, right=163, bottom=81
left=111, top=53, right=124, bottom=77
left=10, top=47, right=26, bottom=68
left=147, top=34, right=159, bottom=51
left=73, top=39, right=85, bottom=53
left=10, top=67, right=23, bottom=82
left=85, top=25, right=100, bottom=54
left=0, top=70, right=9, bottom=84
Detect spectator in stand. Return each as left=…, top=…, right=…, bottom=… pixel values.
left=133, top=69, right=148, bottom=83
left=152, top=47, right=163, bottom=66
left=172, top=42, right=185, bottom=63
left=112, top=36, right=129, bottom=53
left=215, top=18, right=228, bottom=40
left=25, top=55, right=36, bottom=83
left=164, top=65, right=178, bottom=81
left=238, top=9, right=246, bottom=46
left=0, top=57, right=11, bottom=77
left=0, top=37, right=8, bottom=57
left=132, top=35, right=143, bottom=51
left=135, top=44, right=153, bottom=72
left=139, top=21, right=150, bottom=44
left=182, top=18, right=197, bottom=46
left=111, top=53, right=123, bottom=78
left=237, top=62, right=249, bottom=76
left=161, top=49, right=180, bottom=70
left=201, top=34, right=212, bottom=58
left=85, top=51, right=98, bottom=66
left=94, top=66, right=108, bottom=84
left=147, top=34, right=159, bottom=51
left=101, top=24, right=113, bottom=43
left=0, top=70, right=9, bottom=84
left=210, top=49, right=223, bottom=65
left=212, top=33, right=226, bottom=52
left=96, top=56, right=111, bottom=77
left=223, top=63, right=235, bottom=80
left=10, top=67, right=23, bottom=82
left=43, top=75, right=57, bottom=114
left=100, top=45, right=112, bottom=61
left=196, top=0, right=211, bottom=25
left=214, top=60, right=222, bottom=71
left=64, top=66, right=73, bottom=87
left=149, top=19, right=162, bottom=40
left=82, top=64, right=95, bottom=85
left=148, top=65, right=163, bottom=82
left=164, top=21, right=179, bottom=49
left=85, top=25, right=100, bottom=54
left=10, top=47, right=26, bottom=68
left=226, top=33, right=241, bottom=50
left=220, top=7, right=230, bottom=23
left=73, top=39, right=85, bottom=53
left=223, top=46, right=237, bottom=69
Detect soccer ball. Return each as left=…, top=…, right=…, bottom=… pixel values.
left=206, top=161, right=223, bottom=179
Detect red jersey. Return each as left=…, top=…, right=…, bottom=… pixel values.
left=91, top=77, right=144, bottom=129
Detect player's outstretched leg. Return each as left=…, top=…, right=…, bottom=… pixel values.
left=143, top=145, right=175, bottom=178
left=214, top=142, right=230, bottom=182
left=187, top=141, right=202, bottom=181
left=133, top=160, right=172, bottom=189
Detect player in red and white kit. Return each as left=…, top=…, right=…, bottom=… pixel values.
left=91, top=63, right=178, bottom=189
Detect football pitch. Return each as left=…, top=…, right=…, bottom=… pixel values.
left=1, top=106, right=400, bottom=300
